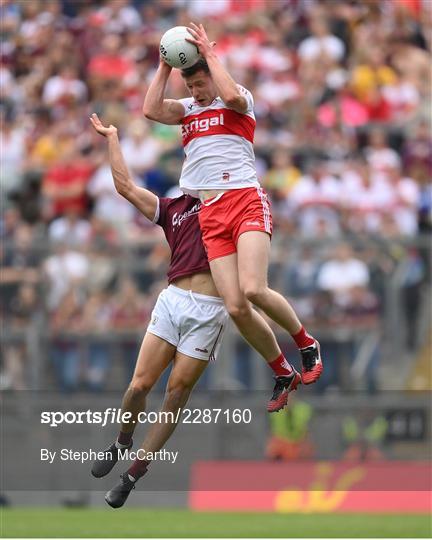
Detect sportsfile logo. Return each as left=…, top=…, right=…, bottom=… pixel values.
left=172, top=202, right=201, bottom=229
left=182, top=113, right=224, bottom=139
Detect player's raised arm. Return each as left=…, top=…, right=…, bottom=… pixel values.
left=186, top=22, right=248, bottom=114
left=90, top=113, right=158, bottom=221
left=142, top=60, right=185, bottom=125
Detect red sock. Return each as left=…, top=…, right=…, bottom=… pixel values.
left=127, top=458, right=150, bottom=481
left=292, top=326, right=315, bottom=349
left=268, top=353, right=293, bottom=377
left=117, top=430, right=133, bottom=447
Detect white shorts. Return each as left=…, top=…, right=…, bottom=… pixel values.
left=147, top=285, right=228, bottom=361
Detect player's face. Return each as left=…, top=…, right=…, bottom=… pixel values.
left=184, top=71, right=217, bottom=107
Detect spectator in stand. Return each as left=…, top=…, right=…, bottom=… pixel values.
left=120, top=118, right=163, bottom=182
left=289, top=161, right=341, bottom=238
left=110, top=276, right=150, bottom=382
left=0, top=59, right=18, bottom=116
left=298, top=16, right=345, bottom=64
left=0, top=207, right=21, bottom=242
left=263, top=148, right=300, bottom=230
left=1, top=223, right=40, bottom=306
left=256, top=69, right=300, bottom=111
left=284, top=246, right=321, bottom=298
left=44, top=242, right=89, bottom=311
left=348, top=45, right=395, bottom=122
left=386, top=164, right=420, bottom=236
left=111, top=277, right=150, bottom=331
left=341, top=159, right=396, bottom=235
left=320, top=126, right=355, bottom=167
left=42, top=142, right=94, bottom=220
left=48, top=205, right=91, bottom=248
left=342, top=285, right=380, bottom=327
left=28, top=120, right=59, bottom=171
left=3, top=224, right=39, bottom=271
left=317, top=82, right=372, bottom=128
left=42, top=66, right=87, bottom=107
left=400, top=248, right=426, bottom=350
left=0, top=116, right=26, bottom=197
left=264, top=148, right=301, bottom=199
left=1, top=283, right=39, bottom=390
left=97, top=0, right=141, bottom=33
left=317, top=245, right=379, bottom=392
left=49, top=283, right=84, bottom=392
left=402, top=120, right=432, bottom=177
left=87, top=156, right=137, bottom=231
left=85, top=214, right=119, bottom=249
left=364, top=128, right=401, bottom=173
left=381, top=67, right=420, bottom=123
left=0, top=0, right=21, bottom=40
left=317, top=243, right=370, bottom=308
left=81, top=289, right=113, bottom=392
left=87, top=33, right=135, bottom=82
left=283, top=245, right=321, bottom=322
left=388, top=38, right=430, bottom=109
left=350, top=48, right=397, bottom=106
left=86, top=238, right=119, bottom=294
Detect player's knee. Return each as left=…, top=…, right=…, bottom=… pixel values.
left=225, top=300, right=251, bottom=322
left=243, top=284, right=267, bottom=305
left=129, top=376, right=153, bottom=396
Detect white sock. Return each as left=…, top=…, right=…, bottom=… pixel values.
left=115, top=440, right=130, bottom=449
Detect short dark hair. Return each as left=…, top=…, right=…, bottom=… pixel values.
left=181, top=58, right=210, bottom=78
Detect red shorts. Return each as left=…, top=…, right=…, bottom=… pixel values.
left=199, top=187, right=273, bottom=262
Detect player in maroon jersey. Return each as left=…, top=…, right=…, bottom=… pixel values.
left=89, top=113, right=230, bottom=508
left=143, top=23, right=323, bottom=408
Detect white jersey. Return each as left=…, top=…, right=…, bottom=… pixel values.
left=178, top=85, right=260, bottom=197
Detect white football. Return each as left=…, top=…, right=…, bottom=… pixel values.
left=159, top=26, right=200, bottom=69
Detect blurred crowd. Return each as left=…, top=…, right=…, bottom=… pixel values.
left=1, top=0, right=431, bottom=391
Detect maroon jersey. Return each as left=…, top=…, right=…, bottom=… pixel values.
left=155, top=195, right=209, bottom=283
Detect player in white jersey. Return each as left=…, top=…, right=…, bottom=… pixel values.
left=143, top=23, right=323, bottom=410
left=178, top=82, right=258, bottom=195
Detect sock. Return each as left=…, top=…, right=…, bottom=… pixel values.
left=116, top=430, right=133, bottom=449
left=269, top=353, right=293, bottom=377
left=292, top=326, right=315, bottom=349
left=127, top=458, right=150, bottom=482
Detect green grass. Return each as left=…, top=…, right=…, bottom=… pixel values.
left=1, top=508, right=431, bottom=538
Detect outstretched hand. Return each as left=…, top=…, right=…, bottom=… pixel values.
left=186, top=22, right=216, bottom=58
left=90, top=113, right=117, bottom=137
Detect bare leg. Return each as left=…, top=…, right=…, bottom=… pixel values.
left=139, top=352, right=207, bottom=454
left=237, top=231, right=302, bottom=335
left=236, top=231, right=322, bottom=386
left=104, top=353, right=208, bottom=506
left=120, top=333, right=176, bottom=435
left=209, top=253, right=281, bottom=362
left=91, top=333, right=176, bottom=480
